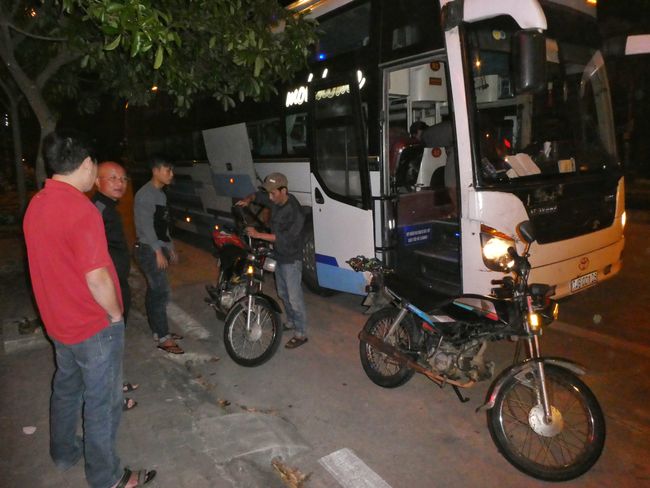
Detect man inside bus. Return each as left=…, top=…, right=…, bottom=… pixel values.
left=235, top=173, right=308, bottom=349
left=421, top=119, right=459, bottom=217
left=409, top=120, right=429, bottom=142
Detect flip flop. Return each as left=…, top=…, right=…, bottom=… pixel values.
left=157, top=340, right=184, bottom=354
left=285, top=336, right=308, bottom=349
left=114, top=467, right=156, bottom=487
left=123, top=398, right=138, bottom=411
left=123, top=382, right=139, bottom=392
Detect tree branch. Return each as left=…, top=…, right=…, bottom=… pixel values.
left=36, top=47, right=81, bottom=89
left=8, top=22, right=66, bottom=42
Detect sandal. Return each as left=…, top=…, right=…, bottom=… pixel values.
left=285, top=336, right=308, bottom=349
left=113, top=467, right=156, bottom=488
left=123, top=398, right=138, bottom=411
left=123, top=382, right=139, bottom=392
left=157, top=340, right=184, bottom=354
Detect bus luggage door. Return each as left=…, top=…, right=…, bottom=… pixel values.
left=308, top=74, right=374, bottom=295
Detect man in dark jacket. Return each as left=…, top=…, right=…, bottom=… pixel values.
left=92, top=161, right=139, bottom=410
left=237, top=173, right=308, bottom=349
left=92, top=161, right=132, bottom=320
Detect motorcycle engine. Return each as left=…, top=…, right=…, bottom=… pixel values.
left=218, top=283, right=246, bottom=312
left=430, top=340, right=494, bottom=382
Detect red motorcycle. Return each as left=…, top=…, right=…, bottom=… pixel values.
left=205, top=207, right=283, bottom=366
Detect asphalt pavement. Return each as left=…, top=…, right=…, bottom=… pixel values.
left=1, top=180, right=649, bottom=487
left=0, top=233, right=312, bottom=488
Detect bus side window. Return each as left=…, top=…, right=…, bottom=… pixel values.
left=247, top=118, right=283, bottom=157
left=286, top=113, right=308, bottom=155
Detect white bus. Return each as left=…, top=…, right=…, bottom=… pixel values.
left=128, top=0, right=632, bottom=300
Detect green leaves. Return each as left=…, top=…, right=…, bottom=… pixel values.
left=154, top=45, right=163, bottom=70
left=40, top=0, right=317, bottom=115
left=105, top=34, right=121, bottom=51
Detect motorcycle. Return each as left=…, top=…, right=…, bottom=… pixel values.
left=205, top=207, right=283, bottom=367
left=349, top=221, right=605, bottom=481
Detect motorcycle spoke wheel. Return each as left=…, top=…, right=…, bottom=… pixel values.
left=487, top=365, right=605, bottom=481
left=224, top=298, right=282, bottom=367
left=359, top=307, right=418, bottom=388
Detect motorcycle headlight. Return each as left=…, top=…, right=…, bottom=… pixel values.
left=480, top=225, right=516, bottom=272
left=263, top=257, right=277, bottom=272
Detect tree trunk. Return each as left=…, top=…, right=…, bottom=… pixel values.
left=8, top=97, right=26, bottom=216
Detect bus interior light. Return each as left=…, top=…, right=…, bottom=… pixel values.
left=318, top=53, right=326, bottom=61
left=229, top=177, right=235, bottom=184
left=307, top=73, right=314, bottom=82
left=185, top=216, right=191, bottom=223
left=322, top=68, right=328, bottom=79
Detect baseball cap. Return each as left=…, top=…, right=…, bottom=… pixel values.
left=261, top=172, right=288, bottom=192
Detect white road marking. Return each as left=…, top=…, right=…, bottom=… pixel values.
left=168, top=301, right=211, bottom=339
left=319, top=448, right=393, bottom=488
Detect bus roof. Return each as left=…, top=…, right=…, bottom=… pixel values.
left=286, top=0, right=597, bottom=23
left=285, top=0, right=355, bottom=19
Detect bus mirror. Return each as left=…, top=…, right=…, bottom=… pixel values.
left=513, top=30, right=546, bottom=94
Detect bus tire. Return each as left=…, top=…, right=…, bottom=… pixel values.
left=302, top=224, right=337, bottom=296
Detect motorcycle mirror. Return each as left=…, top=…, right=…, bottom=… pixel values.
left=517, top=221, right=536, bottom=244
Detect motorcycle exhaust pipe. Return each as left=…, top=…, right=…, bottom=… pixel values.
left=358, top=330, right=475, bottom=389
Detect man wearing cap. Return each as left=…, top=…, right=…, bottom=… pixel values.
left=236, top=173, right=308, bottom=349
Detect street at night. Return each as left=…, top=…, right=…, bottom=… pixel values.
left=1, top=208, right=649, bottom=487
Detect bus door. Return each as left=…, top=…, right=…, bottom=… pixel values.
left=308, top=74, right=374, bottom=295
left=385, top=59, right=462, bottom=297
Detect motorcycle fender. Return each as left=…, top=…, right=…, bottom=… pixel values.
left=476, top=357, right=587, bottom=412
left=252, top=293, right=283, bottom=315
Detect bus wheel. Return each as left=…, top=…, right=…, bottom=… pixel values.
left=302, top=225, right=337, bottom=296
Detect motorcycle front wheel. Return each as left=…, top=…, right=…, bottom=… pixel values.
left=359, top=307, right=419, bottom=388
left=223, top=296, right=282, bottom=367
left=487, top=365, right=605, bottom=481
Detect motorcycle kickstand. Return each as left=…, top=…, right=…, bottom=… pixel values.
left=452, top=385, right=470, bottom=403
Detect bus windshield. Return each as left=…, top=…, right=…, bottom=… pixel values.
left=468, top=16, right=619, bottom=187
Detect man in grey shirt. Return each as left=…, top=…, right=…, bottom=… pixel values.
left=134, top=157, right=184, bottom=354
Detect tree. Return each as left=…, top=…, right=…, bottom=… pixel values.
left=0, top=71, right=27, bottom=213
left=0, top=0, right=316, bottom=188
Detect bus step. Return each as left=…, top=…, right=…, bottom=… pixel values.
left=416, top=276, right=461, bottom=297
left=413, top=248, right=459, bottom=264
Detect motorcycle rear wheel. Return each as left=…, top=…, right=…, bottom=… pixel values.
left=487, top=365, right=605, bottom=481
left=224, top=297, right=283, bottom=367
left=359, top=307, right=419, bottom=388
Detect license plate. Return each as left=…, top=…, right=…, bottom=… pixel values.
left=570, top=271, right=598, bottom=292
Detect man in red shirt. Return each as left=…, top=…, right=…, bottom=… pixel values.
left=23, top=131, right=155, bottom=488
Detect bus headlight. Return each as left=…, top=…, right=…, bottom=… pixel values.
left=480, top=225, right=515, bottom=271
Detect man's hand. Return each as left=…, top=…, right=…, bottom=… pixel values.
left=155, top=248, right=169, bottom=270
left=235, top=194, right=254, bottom=207
left=85, top=267, right=122, bottom=323
left=245, top=226, right=258, bottom=239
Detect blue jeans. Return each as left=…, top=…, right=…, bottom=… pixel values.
left=135, top=243, right=171, bottom=341
left=275, top=260, right=307, bottom=337
left=50, top=321, right=124, bottom=488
